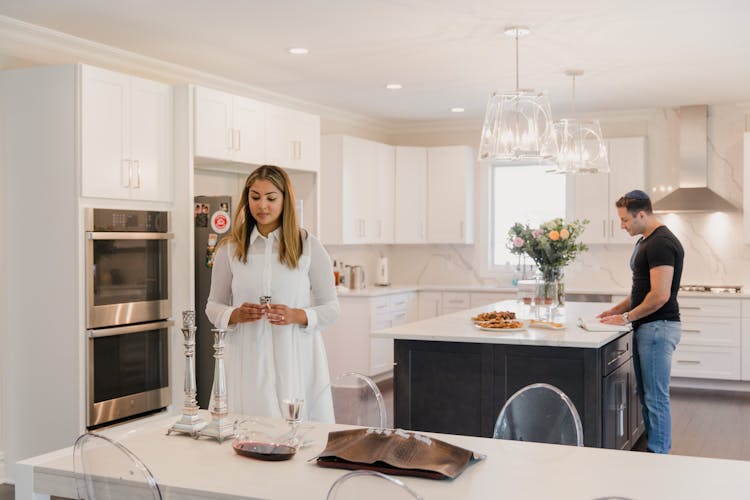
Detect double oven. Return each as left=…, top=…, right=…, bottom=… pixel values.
left=86, top=209, right=173, bottom=428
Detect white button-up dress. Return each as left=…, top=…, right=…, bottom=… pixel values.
left=205, top=227, right=338, bottom=422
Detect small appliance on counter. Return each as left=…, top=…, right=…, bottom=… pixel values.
left=375, top=257, right=390, bottom=286
left=349, top=265, right=366, bottom=290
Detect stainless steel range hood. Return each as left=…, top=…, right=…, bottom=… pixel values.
left=652, top=105, right=738, bottom=213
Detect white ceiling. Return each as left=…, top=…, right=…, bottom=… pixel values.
left=0, top=0, right=749, bottom=124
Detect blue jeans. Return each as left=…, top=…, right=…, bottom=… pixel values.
left=632, top=320, right=681, bottom=454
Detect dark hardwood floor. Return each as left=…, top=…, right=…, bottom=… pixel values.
left=2, top=386, right=749, bottom=498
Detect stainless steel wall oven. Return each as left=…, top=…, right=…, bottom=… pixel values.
left=85, top=209, right=173, bottom=427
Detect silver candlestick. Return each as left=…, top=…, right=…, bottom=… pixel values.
left=197, top=327, right=235, bottom=442
left=168, top=310, right=207, bottom=437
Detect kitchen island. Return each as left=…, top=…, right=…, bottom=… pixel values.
left=373, top=300, right=644, bottom=449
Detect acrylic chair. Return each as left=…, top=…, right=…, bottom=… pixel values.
left=73, top=432, right=162, bottom=500
left=493, top=382, right=584, bottom=446
left=310, top=371, right=388, bottom=428
left=326, top=470, right=424, bottom=500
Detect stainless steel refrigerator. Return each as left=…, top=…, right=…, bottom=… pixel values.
left=194, top=195, right=232, bottom=408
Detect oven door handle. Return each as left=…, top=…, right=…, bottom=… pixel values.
left=88, top=320, right=174, bottom=338
left=87, top=232, right=174, bottom=240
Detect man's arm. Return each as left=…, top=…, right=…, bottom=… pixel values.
left=600, top=266, right=673, bottom=325
left=596, top=295, right=632, bottom=318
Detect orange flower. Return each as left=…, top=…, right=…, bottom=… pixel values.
left=548, top=230, right=560, bottom=241
left=560, top=228, right=570, bottom=240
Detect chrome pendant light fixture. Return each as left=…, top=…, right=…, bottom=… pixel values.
left=478, top=26, right=557, bottom=165
left=552, top=70, right=609, bottom=174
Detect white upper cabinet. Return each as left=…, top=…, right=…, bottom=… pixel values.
left=427, top=146, right=474, bottom=244
left=373, top=142, right=395, bottom=243
left=321, top=135, right=393, bottom=244
left=265, top=104, right=320, bottom=172
left=568, top=137, right=646, bottom=244
left=194, top=86, right=265, bottom=165
left=81, top=65, right=172, bottom=202
left=395, top=146, right=428, bottom=243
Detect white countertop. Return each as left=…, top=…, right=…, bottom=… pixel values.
left=339, top=284, right=749, bottom=300
left=372, top=300, right=629, bottom=348
left=17, top=412, right=750, bottom=500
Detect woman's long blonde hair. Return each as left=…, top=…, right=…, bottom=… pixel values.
left=225, top=165, right=303, bottom=268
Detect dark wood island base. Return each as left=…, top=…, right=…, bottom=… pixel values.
left=394, top=331, right=645, bottom=449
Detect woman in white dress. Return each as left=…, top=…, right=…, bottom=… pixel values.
left=206, top=165, right=338, bottom=422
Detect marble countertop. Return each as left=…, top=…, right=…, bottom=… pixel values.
left=372, top=300, right=629, bottom=348
left=339, top=284, right=749, bottom=300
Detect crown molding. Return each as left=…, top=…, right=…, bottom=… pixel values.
left=0, top=14, right=390, bottom=134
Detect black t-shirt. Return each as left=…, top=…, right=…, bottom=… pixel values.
left=629, top=225, right=684, bottom=327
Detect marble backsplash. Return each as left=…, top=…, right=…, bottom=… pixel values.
left=326, top=104, right=750, bottom=293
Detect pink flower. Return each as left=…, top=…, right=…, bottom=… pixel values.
left=513, top=236, right=524, bottom=248
left=560, top=228, right=570, bottom=240
left=532, top=229, right=543, bottom=238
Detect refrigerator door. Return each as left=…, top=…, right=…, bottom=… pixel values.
left=194, top=195, right=232, bottom=408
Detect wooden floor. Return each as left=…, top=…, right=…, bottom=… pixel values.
left=2, top=386, right=749, bottom=498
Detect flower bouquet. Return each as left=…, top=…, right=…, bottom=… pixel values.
left=507, top=218, right=589, bottom=306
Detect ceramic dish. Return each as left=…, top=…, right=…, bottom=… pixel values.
left=474, top=321, right=527, bottom=333
left=528, top=320, right=566, bottom=331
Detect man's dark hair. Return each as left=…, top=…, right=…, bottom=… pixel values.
left=615, top=189, right=652, bottom=215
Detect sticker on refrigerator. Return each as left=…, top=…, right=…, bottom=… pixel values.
left=194, top=203, right=209, bottom=228
left=211, top=210, right=230, bottom=234
left=206, top=233, right=218, bottom=268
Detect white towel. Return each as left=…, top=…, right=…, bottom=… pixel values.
left=577, top=317, right=631, bottom=332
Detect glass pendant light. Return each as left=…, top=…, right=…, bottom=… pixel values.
left=478, top=26, right=557, bottom=165
left=552, top=70, right=609, bottom=174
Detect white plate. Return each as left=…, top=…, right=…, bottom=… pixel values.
left=474, top=321, right=527, bottom=333
left=528, top=320, right=566, bottom=331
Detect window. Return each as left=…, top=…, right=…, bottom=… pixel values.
left=489, top=164, right=566, bottom=269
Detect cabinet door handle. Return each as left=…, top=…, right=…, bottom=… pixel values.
left=227, top=128, right=234, bottom=151
left=121, top=159, right=132, bottom=188
left=682, top=306, right=701, bottom=310
left=602, top=220, right=606, bottom=238
left=297, top=140, right=302, bottom=160
left=236, top=129, right=242, bottom=151
left=683, top=329, right=701, bottom=334
left=607, top=349, right=628, bottom=367
left=421, top=220, right=426, bottom=241
left=677, top=359, right=701, bottom=365
left=460, top=220, right=464, bottom=240
left=132, top=160, right=141, bottom=188
left=610, top=220, right=615, bottom=237
left=617, top=381, right=626, bottom=438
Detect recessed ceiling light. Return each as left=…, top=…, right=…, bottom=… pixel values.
left=288, top=47, right=309, bottom=55
left=385, top=83, right=403, bottom=90
left=451, top=107, right=465, bottom=113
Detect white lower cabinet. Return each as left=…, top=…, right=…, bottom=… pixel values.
left=418, top=290, right=516, bottom=320
left=322, top=292, right=416, bottom=379
left=672, top=297, right=741, bottom=380
left=742, top=299, right=750, bottom=381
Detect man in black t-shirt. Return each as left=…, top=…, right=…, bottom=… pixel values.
left=598, top=190, right=684, bottom=454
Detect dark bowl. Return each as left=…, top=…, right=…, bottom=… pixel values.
left=232, top=440, right=297, bottom=461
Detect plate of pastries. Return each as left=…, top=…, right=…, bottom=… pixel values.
left=471, top=311, right=527, bottom=332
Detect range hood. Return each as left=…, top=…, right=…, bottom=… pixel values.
left=652, top=105, right=738, bottom=213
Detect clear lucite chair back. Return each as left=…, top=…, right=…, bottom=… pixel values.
left=326, top=470, right=423, bottom=500
left=493, top=382, right=584, bottom=446
left=310, top=371, right=387, bottom=428
left=73, top=432, right=162, bottom=500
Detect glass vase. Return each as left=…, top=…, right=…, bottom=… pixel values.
left=541, top=268, right=565, bottom=310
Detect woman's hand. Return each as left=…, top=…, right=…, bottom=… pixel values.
left=267, top=303, right=308, bottom=327
left=228, top=303, right=267, bottom=325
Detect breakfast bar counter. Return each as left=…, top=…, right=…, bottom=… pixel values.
left=16, top=412, right=750, bottom=500
left=373, top=300, right=644, bottom=448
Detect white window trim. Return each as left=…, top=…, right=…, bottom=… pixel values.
left=477, top=161, right=514, bottom=280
